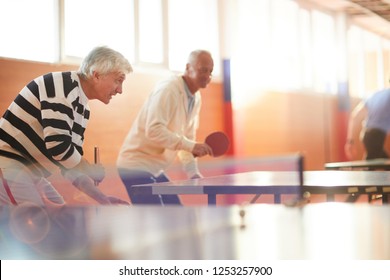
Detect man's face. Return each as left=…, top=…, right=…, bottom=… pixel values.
left=188, top=54, right=214, bottom=90
left=93, top=71, right=126, bottom=104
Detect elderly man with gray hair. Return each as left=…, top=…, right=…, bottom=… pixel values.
left=0, top=46, right=132, bottom=206
left=117, top=49, right=214, bottom=205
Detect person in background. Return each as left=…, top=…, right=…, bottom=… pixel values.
left=0, top=46, right=132, bottom=206
left=117, top=49, right=214, bottom=205
left=345, top=87, right=390, bottom=160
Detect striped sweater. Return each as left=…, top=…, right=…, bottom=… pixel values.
left=0, top=71, right=90, bottom=177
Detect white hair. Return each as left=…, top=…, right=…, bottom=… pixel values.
left=187, top=49, right=212, bottom=66
left=78, top=46, right=133, bottom=79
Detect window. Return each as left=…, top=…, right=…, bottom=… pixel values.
left=0, top=0, right=58, bottom=62
left=383, top=39, right=390, bottom=87
left=269, top=0, right=300, bottom=90
left=230, top=0, right=271, bottom=108
left=63, top=0, right=220, bottom=73
left=347, top=25, right=388, bottom=98
left=311, top=10, right=337, bottom=93
left=231, top=0, right=339, bottom=109
left=299, top=8, right=313, bottom=89
left=0, top=0, right=389, bottom=91
left=362, top=31, right=381, bottom=94
left=347, top=25, right=365, bottom=97
left=168, top=0, right=220, bottom=74
left=63, top=0, right=135, bottom=62
left=138, top=0, right=164, bottom=64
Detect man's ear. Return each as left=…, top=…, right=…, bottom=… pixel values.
left=92, top=71, right=101, bottom=81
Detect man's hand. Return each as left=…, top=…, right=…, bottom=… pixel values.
left=88, top=163, right=105, bottom=183
left=72, top=174, right=129, bottom=205
left=107, top=196, right=130, bottom=205
left=190, top=173, right=203, bottom=179
left=344, top=140, right=357, bottom=160
left=192, top=143, right=213, bottom=157
left=73, top=158, right=106, bottom=183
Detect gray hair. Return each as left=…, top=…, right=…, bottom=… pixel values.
left=187, top=49, right=212, bottom=66
left=78, top=46, right=133, bottom=79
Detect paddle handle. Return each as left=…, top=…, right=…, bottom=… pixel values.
left=94, top=146, right=99, bottom=186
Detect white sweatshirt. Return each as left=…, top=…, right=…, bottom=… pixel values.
left=117, top=75, right=202, bottom=178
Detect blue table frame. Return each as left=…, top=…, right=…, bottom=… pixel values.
left=131, top=170, right=390, bottom=205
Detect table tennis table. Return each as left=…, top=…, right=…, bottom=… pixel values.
left=324, top=158, right=390, bottom=202
left=131, top=170, right=390, bottom=205
left=325, top=158, right=390, bottom=170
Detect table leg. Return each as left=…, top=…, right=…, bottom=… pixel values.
left=274, top=194, right=281, bottom=204
left=208, top=194, right=217, bottom=205
left=250, top=194, right=261, bottom=204
left=326, top=193, right=335, bottom=202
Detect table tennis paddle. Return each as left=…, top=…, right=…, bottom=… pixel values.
left=205, top=131, right=230, bottom=157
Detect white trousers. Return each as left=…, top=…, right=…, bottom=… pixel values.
left=0, top=157, right=65, bottom=206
